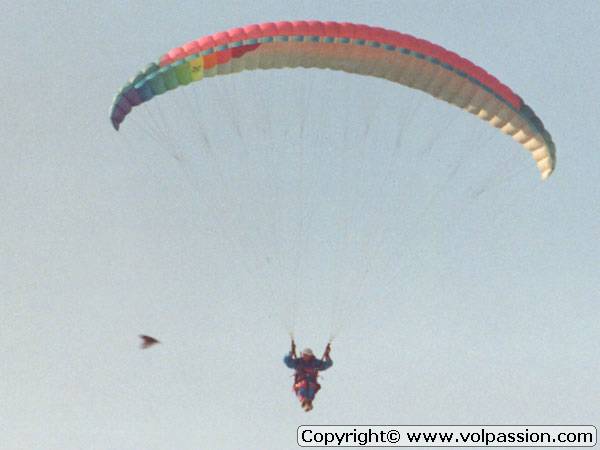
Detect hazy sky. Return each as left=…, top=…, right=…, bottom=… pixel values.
left=2, top=1, right=599, bottom=449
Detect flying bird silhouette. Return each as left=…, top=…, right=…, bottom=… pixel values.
left=139, top=335, right=160, bottom=349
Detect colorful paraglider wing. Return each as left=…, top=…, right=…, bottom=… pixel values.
left=110, top=20, right=555, bottom=179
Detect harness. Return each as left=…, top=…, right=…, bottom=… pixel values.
left=288, top=341, right=331, bottom=398
left=294, top=365, right=319, bottom=384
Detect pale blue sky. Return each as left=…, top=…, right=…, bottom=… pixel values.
left=1, top=1, right=599, bottom=449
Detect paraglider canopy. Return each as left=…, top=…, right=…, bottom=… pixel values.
left=110, top=20, right=555, bottom=179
